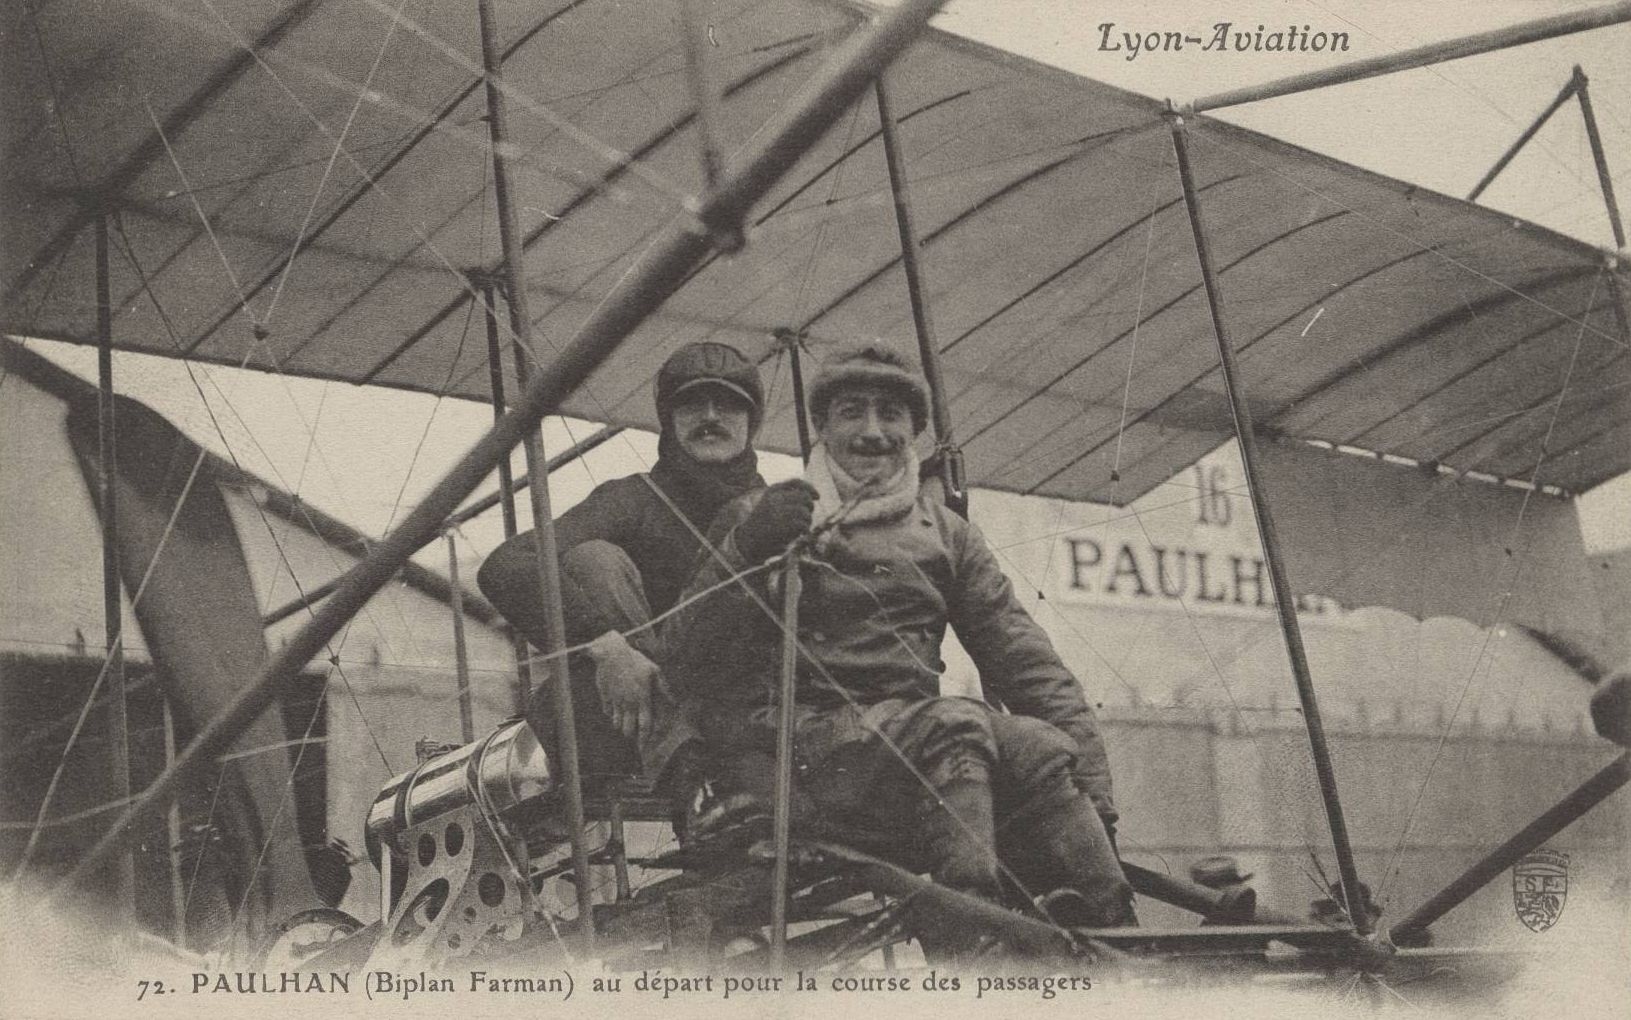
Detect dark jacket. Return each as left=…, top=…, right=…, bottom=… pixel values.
left=663, top=489, right=1117, bottom=819
left=477, top=444, right=760, bottom=660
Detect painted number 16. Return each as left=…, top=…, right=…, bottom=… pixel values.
left=1195, top=465, right=1232, bottom=527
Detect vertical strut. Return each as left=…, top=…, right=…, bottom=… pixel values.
left=95, top=215, right=136, bottom=921
left=789, top=345, right=813, bottom=463
left=608, top=797, right=632, bottom=902
left=770, top=553, right=803, bottom=972
left=476, top=0, right=595, bottom=952
left=482, top=276, right=533, bottom=707
left=163, top=702, right=185, bottom=942
left=681, top=0, right=725, bottom=188
left=875, top=76, right=965, bottom=515
left=446, top=531, right=477, bottom=744
left=1575, top=67, right=1627, bottom=248
left=778, top=328, right=814, bottom=463
left=59, top=0, right=953, bottom=902
left=1167, top=115, right=1370, bottom=935
left=1571, top=66, right=1631, bottom=363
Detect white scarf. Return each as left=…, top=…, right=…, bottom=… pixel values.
left=805, top=442, right=920, bottom=551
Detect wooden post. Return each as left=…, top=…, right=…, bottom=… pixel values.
left=481, top=276, right=534, bottom=708
left=681, top=0, right=725, bottom=188
left=476, top=0, right=596, bottom=951
left=1574, top=68, right=1627, bottom=248
left=60, top=0, right=953, bottom=899
left=875, top=76, right=966, bottom=516
left=95, top=214, right=136, bottom=921
left=446, top=531, right=477, bottom=744
left=1570, top=67, right=1631, bottom=362
left=163, top=702, right=186, bottom=943
left=770, top=553, right=803, bottom=971
left=1169, top=115, right=1370, bottom=935
left=776, top=328, right=814, bottom=463
left=608, top=798, right=632, bottom=902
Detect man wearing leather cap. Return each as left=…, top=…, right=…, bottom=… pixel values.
left=664, top=342, right=1133, bottom=941
left=478, top=341, right=765, bottom=798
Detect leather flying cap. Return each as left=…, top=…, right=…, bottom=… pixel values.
left=655, top=342, right=764, bottom=427
left=808, top=342, right=929, bottom=435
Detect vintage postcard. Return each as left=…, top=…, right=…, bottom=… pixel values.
left=2, top=0, right=1627, bottom=1016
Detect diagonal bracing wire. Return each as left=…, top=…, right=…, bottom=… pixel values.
left=165, top=0, right=820, bottom=461
left=349, top=0, right=696, bottom=210
left=117, top=2, right=542, bottom=670
left=38, top=0, right=835, bottom=940
left=102, top=234, right=400, bottom=939
left=1297, top=0, right=1609, bottom=200
left=31, top=1, right=1624, bottom=953
left=105, top=209, right=402, bottom=771
left=136, top=79, right=443, bottom=678
left=388, top=37, right=1611, bottom=933
left=111, top=6, right=567, bottom=922
left=1184, top=126, right=1625, bottom=351
left=260, top=0, right=413, bottom=325
left=1374, top=269, right=1606, bottom=905
left=6, top=20, right=393, bottom=891
left=11, top=427, right=214, bottom=879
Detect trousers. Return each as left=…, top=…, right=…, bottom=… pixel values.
left=515, top=540, right=701, bottom=782
left=702, top=695, right=1130, bottom=913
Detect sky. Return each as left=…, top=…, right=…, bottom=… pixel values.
left=18, top=0, right=1631, bottom=573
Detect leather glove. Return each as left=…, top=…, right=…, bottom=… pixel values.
left=733, top=480, right=817, bottom=562
left=586, top=630, right=657, bottom=741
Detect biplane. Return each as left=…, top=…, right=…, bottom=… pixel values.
left=3, top=0, right=1629, bottom=1010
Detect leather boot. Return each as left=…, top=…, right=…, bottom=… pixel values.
left=920, top=778, right=1002, bottom=900
left=912, top=778, right=1004, bottom=965
left=1001, top=793, right=1136, bottom=928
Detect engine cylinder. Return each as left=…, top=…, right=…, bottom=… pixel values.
left=365, top=719, right=552, bottom=866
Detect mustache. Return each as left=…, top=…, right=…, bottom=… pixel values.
left=687, top=421, right=735, bottom=440
left=844, top=437, right=901, bottom=455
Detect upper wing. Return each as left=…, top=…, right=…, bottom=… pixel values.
left=3, top=0, right=1625, bottom=506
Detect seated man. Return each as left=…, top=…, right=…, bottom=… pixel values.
left=664, top=343, right=1134, bottom=933
left=477, top=341, right=766, bottom=804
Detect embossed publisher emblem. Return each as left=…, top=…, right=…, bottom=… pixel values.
left=1513, top=848, right=1568, bottom=933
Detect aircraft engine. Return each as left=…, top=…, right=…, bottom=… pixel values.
left=361, top=719, right=560, bottom=966
left=365, top=718, right=555, bottom=861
